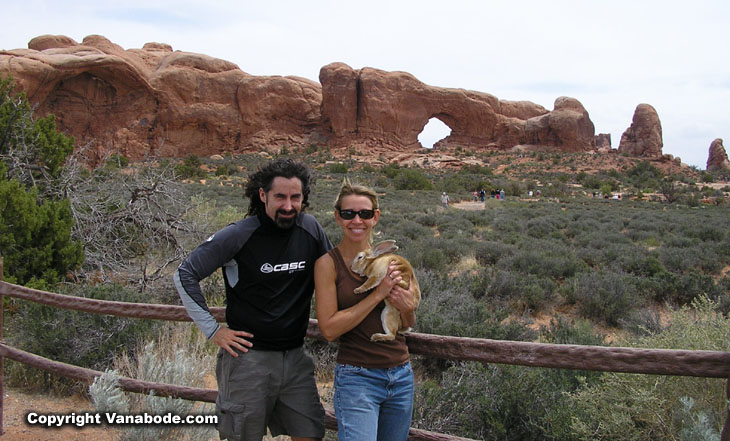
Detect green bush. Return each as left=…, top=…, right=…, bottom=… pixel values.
left=393, top=168, right=434, bottom=190
left=174, top=155, right=207, bottom=179
left=507, top=241, right=586, bottom=281
left=563, top=270, right=641, bottom=325
left=0, top=77, right=84, bottom=287
left=627, top=161, right=664, bottom=191
left=473, top=241, right=515, bottom=266
left=0, top=171, right=84, bottom=286
left=328, top=162, right=348, bottom=173
left=485, top=269, right=556, bottom=311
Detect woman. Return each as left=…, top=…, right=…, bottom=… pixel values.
left=314, top=180, right=417, bottom=441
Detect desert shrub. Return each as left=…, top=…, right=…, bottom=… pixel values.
left=6, top=283, right=160, bottom=394
left=105, top=153, right=130, bottom=169
left=436, top=216, right=475, bottom=240
left=415, top=270, right=536, bottom=341
left=636, top=271, right=723, bottom=306
left=579, top=173, right=604, bottom=189
left=328, top=162, right=348, bottom=173
left=393, top=168, right=433, bottom=190
left=682, top=223, right=727, bottom=243
left=659, top=246, right=723, bottom=275
left=627, top=161, right=664, bottom=190
left=214, top=163, right=238, bottom=176
left=483, top=269, right=556, bottom=312
left=563, top=297, right=728, bottom=440
left=525, top=215, right=566, bottom=239
left=382, top=217, right=432, bottom=242
left=434, top=236, right=475, bottom=265
left=414, top=318, right=605, bottom=441
left=461, top=208, right=493, bottom=228
left=438, top=171, right=492, bottom=194
left=668, top=272, right=724, bottom=305
left=89, top=324, right=216, bottom=441
left=403, top=239, right=449, bottom=272
left=540, top=316, right=605, bottom=346
left=411, top=212, right=438, bottom=227
left=563, top=216, right=601, bottom=239
left=562, top=270, right=641, bottom=325
left=414, top=362, right=548, bottom=440
left=489, top=215, right=524, bottom=236
left=175, top=155, right=207, bottom=179
left=613, top=249, right=666, bottom=277
left=618, top=307, right=666, bottom=336
left=473, top=240, right=515, bottom=266
left=507, top=241, right=586, bottom=281
left=676, top=397, right=722, bottom=441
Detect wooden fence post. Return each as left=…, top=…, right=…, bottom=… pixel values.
left=0, top=257, right=4, bottom=436
left=722, top=378, right=730, bottom=441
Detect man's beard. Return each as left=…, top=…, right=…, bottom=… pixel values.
left=274, top=209, right=298, bottom=229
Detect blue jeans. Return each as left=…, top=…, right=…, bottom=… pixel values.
left=334, top=362, right=414, bottom=441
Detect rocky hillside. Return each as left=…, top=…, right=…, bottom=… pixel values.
left=2, top=34, right=725, bottom=172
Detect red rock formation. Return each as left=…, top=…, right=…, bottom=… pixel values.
left=319, top=63, right=595, bottom=152
left=595, top=133, right=612, bottom=151
left=522, top=97, right=596, bottom=152
left=706, top=138, right=730, bottom=171
left=2, top=35, right=604, bottom=162
left=618, top=103, right=663, bottom=157
left=1, top=34, right=323, bottom=163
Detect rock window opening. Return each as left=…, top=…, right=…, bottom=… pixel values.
left=418, top=117, right=451, bottom=149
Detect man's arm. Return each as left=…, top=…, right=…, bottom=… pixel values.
left=174, top=220, right=257, bottom=340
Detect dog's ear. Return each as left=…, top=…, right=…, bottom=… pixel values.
left=371, top=240, right=398, bottom=258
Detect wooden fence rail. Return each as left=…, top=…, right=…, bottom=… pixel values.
left=1, top=272, right=729, bottom=439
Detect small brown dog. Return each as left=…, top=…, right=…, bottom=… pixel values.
left=350, top=240, right=421, bottom=341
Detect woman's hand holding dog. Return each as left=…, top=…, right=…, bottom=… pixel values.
left=372, top=261, right=403, bottom=301
left=387, top=277, right=417, bottom=329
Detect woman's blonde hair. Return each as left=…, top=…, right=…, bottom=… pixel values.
left=334, top=178, right=379, bottom=211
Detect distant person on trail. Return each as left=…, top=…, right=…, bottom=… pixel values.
left=473, top=190, right=478, bottom=202
left=500, top=189, right=505, bottom=201
left=441, top=192, right=450, bottom=207
left=175, top=159, right=332, bottom=441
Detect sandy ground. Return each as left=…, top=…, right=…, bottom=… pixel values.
left=2, top=387, right=118, bottom=441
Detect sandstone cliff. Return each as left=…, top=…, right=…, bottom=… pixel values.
left=320, top=63, right=596, bottom=153
left=1, top=34, right=608, bottom=162
left=1, top=34, right=324, bottom=163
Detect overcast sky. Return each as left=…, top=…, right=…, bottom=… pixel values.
left=2, top=0, right=728, bottom=168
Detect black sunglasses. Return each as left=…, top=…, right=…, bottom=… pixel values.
left=338, top=209, right=375, bottom=220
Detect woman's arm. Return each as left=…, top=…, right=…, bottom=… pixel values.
left=314, top=255, right=403, bottom=342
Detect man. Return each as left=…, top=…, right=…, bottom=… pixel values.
left=174, top=159, right=332, bottom=441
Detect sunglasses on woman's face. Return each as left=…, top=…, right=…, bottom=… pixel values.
left=338, top=209, right=375, bottom=220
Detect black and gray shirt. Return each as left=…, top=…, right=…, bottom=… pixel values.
left=174, top=213, right=332, bottom=351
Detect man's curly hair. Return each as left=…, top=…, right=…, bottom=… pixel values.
left=244, top=159, right=312, bottom=217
